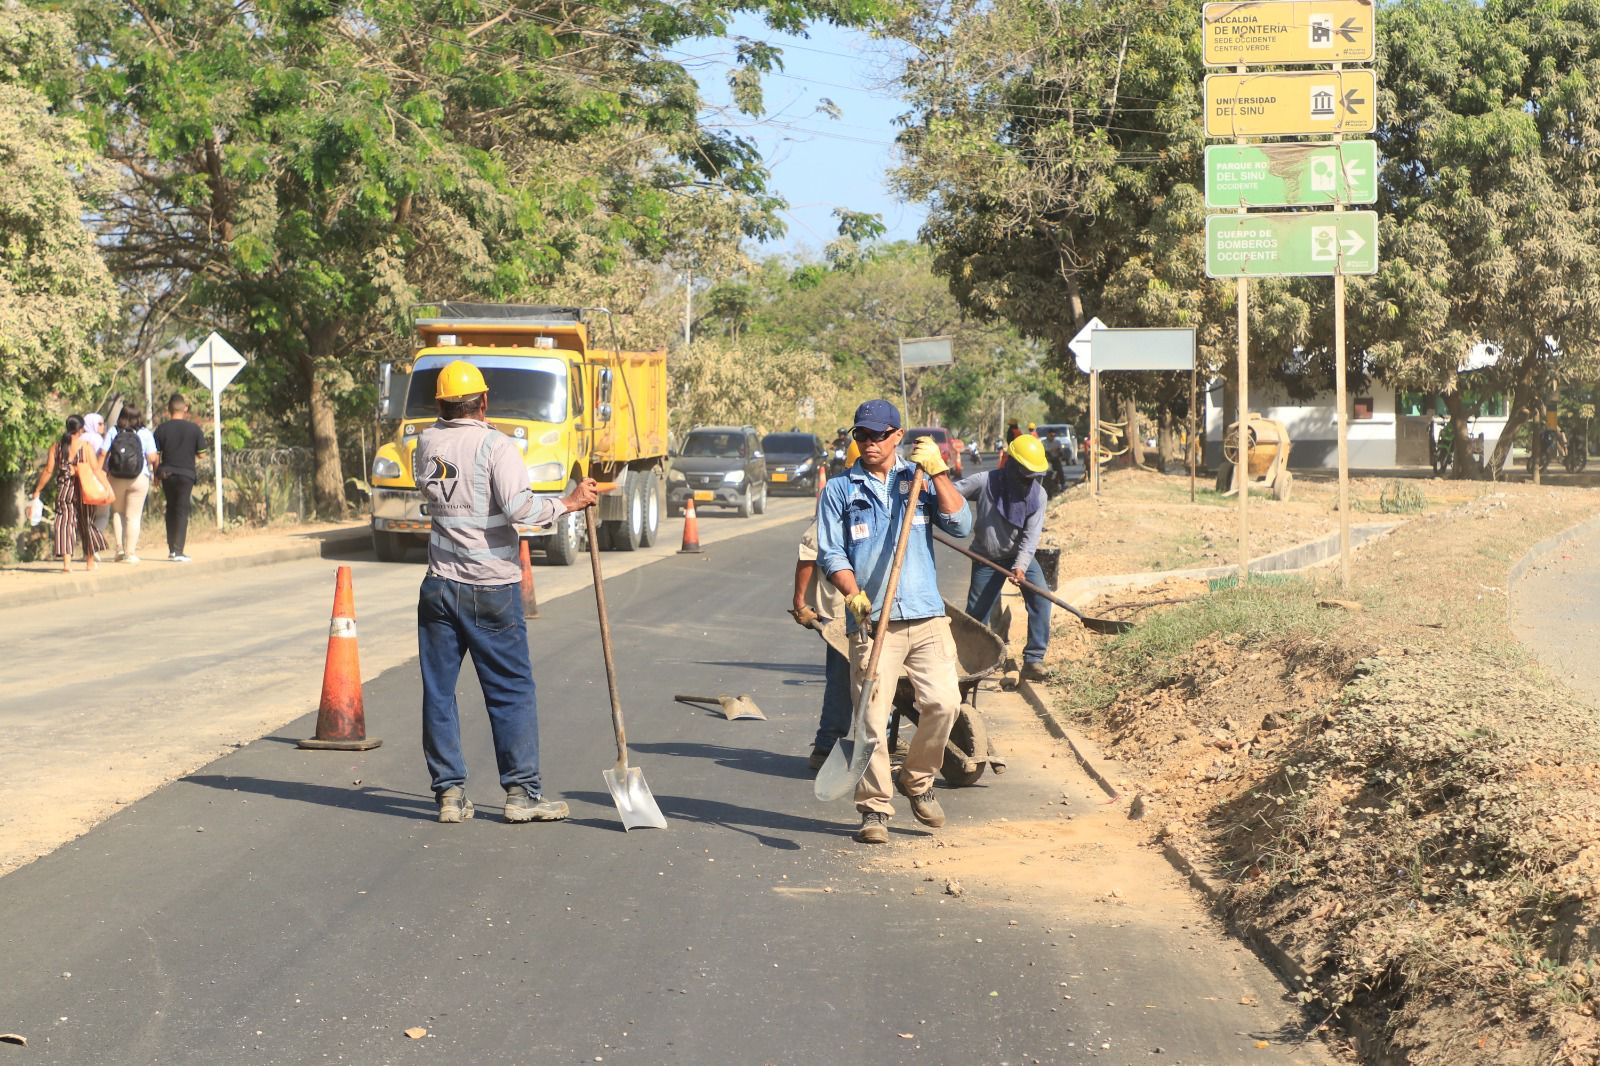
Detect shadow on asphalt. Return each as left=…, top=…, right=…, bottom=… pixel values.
left=564, top=789, right=835, bottom=850
left=186, top=774, right=437, bottom=821
left=694, top=660, right=824, bottom=676
left=631, top=740, right=812, bottom=780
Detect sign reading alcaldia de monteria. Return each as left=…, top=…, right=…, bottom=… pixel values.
left=1203, top=1, right=1375, bottom=67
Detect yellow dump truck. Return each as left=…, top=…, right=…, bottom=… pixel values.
left=368, top=303, right=669, bottom=565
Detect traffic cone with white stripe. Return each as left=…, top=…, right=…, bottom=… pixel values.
left=520, top=539, right=541, bottom=619
left=677, top=497, right=704, bottom=554
left=299, top=565, right=382, bottom=750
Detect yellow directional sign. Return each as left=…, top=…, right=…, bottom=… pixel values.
left=1203, top=1, right=1375, bottom=66
left=1205, top=69, right=1376, bottom=138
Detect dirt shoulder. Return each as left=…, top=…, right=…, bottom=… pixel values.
left=1027, top=476, right=1600, bottom=1064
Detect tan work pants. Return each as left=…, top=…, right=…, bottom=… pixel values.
left=109, top=474, right=150, bottom=557
left=849, top=615, right=961, bottom=816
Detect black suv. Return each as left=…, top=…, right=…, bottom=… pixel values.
left=760, top=432, right=827, bottom=495
left=667, top=426, right=768, bottom=518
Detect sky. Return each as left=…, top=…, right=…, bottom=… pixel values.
left=686, top=15, right=927, bottom=258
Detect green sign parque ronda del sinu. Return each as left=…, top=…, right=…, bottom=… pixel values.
left=1204, top=141, right=1377, bottom=209
left=1205, top=211, right=1380, bottom=278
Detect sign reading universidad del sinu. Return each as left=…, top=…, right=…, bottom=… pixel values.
left=1205, top=141, right=1377, bottom=209
left=1205, top=211, right=1380, bottom=278
left=1205, top=69, right=1376, bottom=138
left=1203, top=0, right=1375, bottom=67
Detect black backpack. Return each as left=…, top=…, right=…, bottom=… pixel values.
left=106, top=430, right=144, bottom=479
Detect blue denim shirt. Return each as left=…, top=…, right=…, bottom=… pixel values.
left=816, top=458, right=973, bottom=634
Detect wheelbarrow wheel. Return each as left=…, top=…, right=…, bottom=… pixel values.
left=941, top=706, right=988, bottom=788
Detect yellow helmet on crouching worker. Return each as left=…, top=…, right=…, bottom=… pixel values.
left=1007, top=433, right=1048, bottom=473
left=435, top=360, right=488, bottom=401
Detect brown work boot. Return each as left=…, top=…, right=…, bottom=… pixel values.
left=854, top=812, right=889, bottom=844
left=807, top=745, right=831, bottom=773
left=436, top=787, right=474, bottom=824
left=504, top=786, right=569, bottom=823
left=895, top=771, right=946, bottom=828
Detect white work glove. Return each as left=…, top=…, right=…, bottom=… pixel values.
left=910, top=436, right=948, bottom=478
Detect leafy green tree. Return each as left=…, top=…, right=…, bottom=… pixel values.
left=0, top=2, right=118, bottom=520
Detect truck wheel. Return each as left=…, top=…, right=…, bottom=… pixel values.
left=606, top=477, right=644, bottom=551
left=541, top=505, right=582, bottom=566
left=753, top=482, right=767, bottom=515
left=372, top=527, right=408, bottom=563
left=638, top=472, right=662, bottom=547
left=736, top=484, right=754, bottom=518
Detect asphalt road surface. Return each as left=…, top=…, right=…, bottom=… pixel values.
left=1, top=491, right=1321, bottom=1065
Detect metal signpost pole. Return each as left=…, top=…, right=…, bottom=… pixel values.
left=1089, top=369, right=1100, bottom=496
left=1189, top=366, right=1198, bottom=503
left=1235, top=60, right=1250, bottom=585
left=210, top=363, right=224, bottom=531
left=1333, top=63, right=1353, bottom=592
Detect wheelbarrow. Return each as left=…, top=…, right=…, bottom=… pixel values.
left=818, top=601, right=1008, bottom=787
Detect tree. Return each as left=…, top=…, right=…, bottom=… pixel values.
left=74, top=0, right=891, bottom=516
left=0, top=1, right=118, bottom=522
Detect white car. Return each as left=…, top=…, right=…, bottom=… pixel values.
left=1034, top=423, right=1078, bottom=466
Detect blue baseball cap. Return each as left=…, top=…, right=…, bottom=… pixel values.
left=852, top=399, right=901, bottom=433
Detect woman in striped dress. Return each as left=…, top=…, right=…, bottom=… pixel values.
left=30, top=415, right=109, bottom=572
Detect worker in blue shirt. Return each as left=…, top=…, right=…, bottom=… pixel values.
left=816, top=399, right=973, bottom=844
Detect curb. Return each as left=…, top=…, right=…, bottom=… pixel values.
left=1506, top=511, right=1600, bottom=590
left=2, top=526, right=371, bottom=608
left=1017, top=676, right=1402, bottom=1065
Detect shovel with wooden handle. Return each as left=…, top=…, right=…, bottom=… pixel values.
left=585, top=505, right=667, bottom=830
left=931, top=528, right=1133, bottom=635
left=815, top=467, right=927, bottom=802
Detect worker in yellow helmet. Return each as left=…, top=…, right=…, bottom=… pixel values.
left=415, top=359, right=599, bottom=824
left=952, top=433, right=1053, bottom=682
left=791, top=439, right=861, bottom=770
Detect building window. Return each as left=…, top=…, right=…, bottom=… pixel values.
left=1353, top=396, right=1375, bottom=420
left=1394, top=390, right=1510, bottom=419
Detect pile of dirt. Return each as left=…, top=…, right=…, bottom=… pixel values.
left=1040, top=484, right=1600, bottom=1065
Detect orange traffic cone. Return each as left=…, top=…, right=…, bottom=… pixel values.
left=815, top=464, right=827, bottom=498
left=519, top=539, right=541, bottom=619
left=299, top=565, right=382, bottom=750
left=677, top=496, right=704, bottom=554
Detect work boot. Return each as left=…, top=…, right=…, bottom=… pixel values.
left=1020, top=661, right=1050, bottom=683
left=895, top=771, right=946, bottom=828
left=808, top=745, right=832, bottom=773
left=504, top=785, right=569, bottom=823
left=436, top=787, right=473, bottom=824
left=854, top=812, right=889, bottom=844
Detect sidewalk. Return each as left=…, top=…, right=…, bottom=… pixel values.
left=0, top=521, right=370, bottom=608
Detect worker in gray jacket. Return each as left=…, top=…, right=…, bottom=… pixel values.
left=952, top=433, right=1052, bottom=681
left=416, top=359, right=599, bottom=825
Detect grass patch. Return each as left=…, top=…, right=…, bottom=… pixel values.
left=1107, top=577, right=1335, bottom=682
left=1379, top=481, right=1428, bottom=514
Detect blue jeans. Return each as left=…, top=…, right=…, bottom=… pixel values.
left=966, top=558, right=1053, bottom=665
left=418, top=575, right=542, bottom=795
left=814, top=643, right=852, bottom=751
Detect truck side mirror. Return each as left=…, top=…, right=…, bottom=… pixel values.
left=598, top=367, right=614, bottom=408
left=379, top=363, right=409, bottom=421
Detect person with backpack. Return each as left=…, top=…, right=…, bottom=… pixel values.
left=103, top=406, right=161, bottom=563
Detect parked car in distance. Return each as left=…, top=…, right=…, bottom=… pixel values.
left=1034, top=423, right=1078, bottom=466
left=667, top=425, right=768, bottom=518
left=761, top=432, right=827, bottom=495
left=903, top=426, right=963, bottom=478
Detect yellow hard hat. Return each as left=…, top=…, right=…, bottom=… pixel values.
left=435, top=360, right=488, bottom=401
left=1007, top=433, right=1048, bottom=473
left=845, top=440, right=862, bottom=466
left=1027, top=421, right=1037, bottom=431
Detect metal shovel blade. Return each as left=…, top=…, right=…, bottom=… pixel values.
left=720, top=694, right=765, bottom=721
left=603, top=763, right=667, bottom=831
left=813, top=735, right=880, bottom=802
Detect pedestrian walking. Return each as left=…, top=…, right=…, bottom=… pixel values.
left=790, top=440, right=859, bottom=772
left=152, top=394, right=206, bottom=562
left=414, top=359, right=599, bottom=825
left=102, top=407, right=161, bottom=563
left=816, top=399, right=973, bottom=844
left=81, top=413, right=112, bottom=539
left=30, top=415, right=109, bottom=573
left=953, top=434, right=1054, bottom=682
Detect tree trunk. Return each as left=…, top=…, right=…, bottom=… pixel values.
left=1157, top=404, right=1178, bottom=472
left=1488, top=376, right=1538, bottom=478
left=302, top=332, right=346, bottom=519
left=1442, top=392, right=1474, bottom=479
left=1125, top=395, right=1148, bottom=469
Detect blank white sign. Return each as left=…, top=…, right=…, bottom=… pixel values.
left=1088, top=328, right=1196, bottom=372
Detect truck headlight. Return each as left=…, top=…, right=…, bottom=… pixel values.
left=723, top=470, right=745, bottom=485
left=372, top=455, right=402, bottom=479
left=526, top=461, right=563, bottom=483
left=667, top=468, right=686, bottom=483
left=795, top=459, right=812, bottom=475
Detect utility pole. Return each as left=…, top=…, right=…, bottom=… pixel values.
left=683, top=270, right=692, bottom=347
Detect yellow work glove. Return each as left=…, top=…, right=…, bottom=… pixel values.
left=845, top=592, right=873, bottom=628
left=910, top=436, right=949, bottom=478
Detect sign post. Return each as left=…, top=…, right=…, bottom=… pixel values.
left=897, top=335, right=955, bottom=421
left=1069, top=318, right=1105, bottom=495
left=184, top=332, right=247, bottom=532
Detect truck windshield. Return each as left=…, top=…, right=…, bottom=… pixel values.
left=405, top=356, right=567, bottom=423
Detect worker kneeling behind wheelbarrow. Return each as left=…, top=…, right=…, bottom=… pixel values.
left=815, top=400, right=973, bottom=844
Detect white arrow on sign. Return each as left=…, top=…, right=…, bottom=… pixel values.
left=1069, top=316, right=1107, bottom=373
left=1342, top=157, right=1367, bottom=187
left=184, top=331, right=247, bottom=393
left=1340, top=229, right=1367, bottom=257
